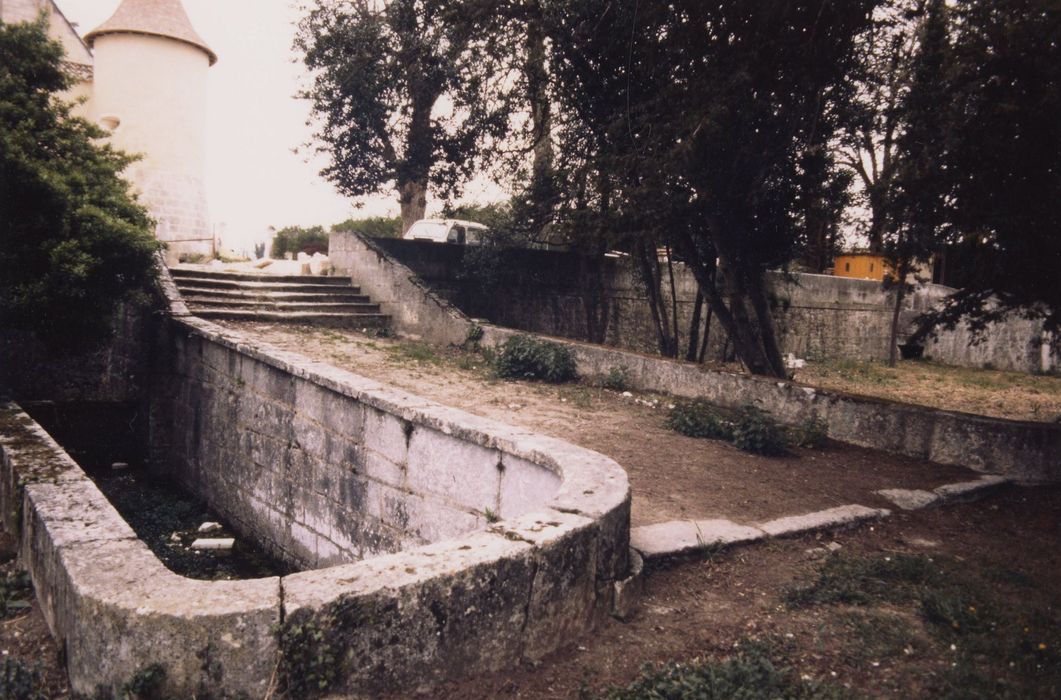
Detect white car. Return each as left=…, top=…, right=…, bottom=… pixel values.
left=402, top=218, right=488, bottom=245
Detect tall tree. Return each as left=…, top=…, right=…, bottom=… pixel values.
left=0, top=17, right=158, bottom=346
left=544, top=0, right=877, bottom=376
left=916, top=0, right=1061, bottom=341
left=296, top=0, right=508, bottom=232
left=883, top=0, right=952, bottom=365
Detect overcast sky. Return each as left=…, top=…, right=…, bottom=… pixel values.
left=54, top=0, right=504, bottom=253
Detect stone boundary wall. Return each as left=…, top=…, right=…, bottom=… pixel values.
left=2, top=321, right=630, bottom=695
left=345, top=234, right=1056, bottom=372
left=479, top=327, right=1061, bottom=484
left=329, top=231, right=1060, bottom=484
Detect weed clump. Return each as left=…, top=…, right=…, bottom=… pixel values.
left=0, top=659, right=43, bottom=700
left=596, top=640, right=846, bottom=699
left=789, top=415, right=829, bottom=448
left=732, top=405, right=788, bottom=456
left=596, top=366, right=632, bottom=392
left=665, top=399, right=733, bottom=440
left=494, top=335, right=578, bottom=383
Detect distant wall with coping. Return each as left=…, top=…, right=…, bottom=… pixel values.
left=0, top=268, right=630, bottom=696
left=344, top=233, right=1056, bottom=372
left=327, top=232, right=1060, bottom=484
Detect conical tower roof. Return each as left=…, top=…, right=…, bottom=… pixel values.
left=84, top=0, right=217, bottom=65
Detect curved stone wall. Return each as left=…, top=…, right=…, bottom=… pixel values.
left=1, top=315, right=630, bottom=698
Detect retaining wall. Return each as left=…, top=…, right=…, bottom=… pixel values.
left=335, top=233, right=1056, bottom=372
left=2, top=311, right=630, bottom=696
left=329, top=231, right=1061, bottom=484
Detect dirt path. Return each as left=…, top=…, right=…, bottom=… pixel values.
left=221, top=323, right=977, bottom=527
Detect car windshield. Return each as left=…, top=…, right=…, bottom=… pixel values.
left=404, top=221, right=449, bottom=241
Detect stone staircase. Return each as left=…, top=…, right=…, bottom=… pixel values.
left=169, top=266, right=390, bottom=329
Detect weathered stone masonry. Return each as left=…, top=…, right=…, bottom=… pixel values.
left=1, top=307, right=630, bottom=696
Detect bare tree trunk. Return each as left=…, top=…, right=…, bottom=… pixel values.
left=665, top=246, right=681, bottom=353
left=698, top=303, right=713, bottom=363
left=398, top=180, right=427, bottom=233
left=634, top=240, right=676, bottom=357
left=687, top=290, right=704, bottom=362
left=887, top=258, right=910, bottom=367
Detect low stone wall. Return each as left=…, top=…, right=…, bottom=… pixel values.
left=2, top=317, right=630, bottom=696
left=325, top=233, right=1060, bottom=484
left=480, top=326, right=1061, bottom=484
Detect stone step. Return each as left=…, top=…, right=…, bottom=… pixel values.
left=192, top=309, right=390, bottom=328
left=173, top=277, right=361, bottom=293
left=185, top=298, right=381, bottom=313
left=169, top=267, right=351, bottom=285
left=176, top=287, right=371, bottom=303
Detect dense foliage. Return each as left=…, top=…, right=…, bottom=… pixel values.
left=493, top=334, right=577, bottom=383
left=331, top=216, right=402, bottom=239
left=0, top=19, right=158, bottom=345
left=270, top=225, right=328, bottom=257
left=917, top=0, right=1061, bottom=340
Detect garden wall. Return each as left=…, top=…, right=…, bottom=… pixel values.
left=329, top=231, right=1061, bottom=484
left=333, top=233, right=1056, bottom=373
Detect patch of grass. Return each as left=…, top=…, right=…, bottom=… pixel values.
left=788, top=552, right=1061, bottom=698
left=785, top=554, right=941, bottom=608
left=838, top=611, right=922, bottom=665
left=594, top=640, right=847, bottom=699
left=494, top=334, right=578, bottom=383
left=387, top=341, right=442, bottom=366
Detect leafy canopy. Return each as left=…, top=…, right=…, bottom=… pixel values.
left=0, top=18, right=158, bottom=345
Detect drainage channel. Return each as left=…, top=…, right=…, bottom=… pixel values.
left=22, top=401, right=293, bottom=581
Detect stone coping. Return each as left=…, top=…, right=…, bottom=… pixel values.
left=1, top=312, right=630, bottom=697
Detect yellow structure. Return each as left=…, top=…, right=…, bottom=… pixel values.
left=2, top=0, right=216, bottom=261
left=834, top=253, right=890, bottom=281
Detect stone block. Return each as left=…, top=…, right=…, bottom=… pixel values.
left=630, top=519, right=765, bottom=560
left=759, top=504, right=890, bottom=538
left=875, top=488, right=940, bottom=511
left=406, top=427, right=501, bottom=512
left=498, top=454, right=562, bottom=519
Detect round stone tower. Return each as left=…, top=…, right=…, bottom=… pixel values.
left=84, top=0, right=217, bottom=262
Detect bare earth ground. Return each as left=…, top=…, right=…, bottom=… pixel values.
left=430, top=486, right=1061, bottom=699
left=222, top=322, right=977, bottom=527
left=794, top=358, right=1061, bottom=423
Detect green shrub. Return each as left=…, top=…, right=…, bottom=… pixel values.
left=598, top=366, right=632, bottom=392
left=270, top=225, right=328, bottom=257
left=665, top=400, right=734, bottom=440
left=732, top=405, right=788, bottom=455
left=789, top=415, right=829, bottom=448
left=331, top=215, right=401, bottom=239
left=494, top=335, right=578, bottom=383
